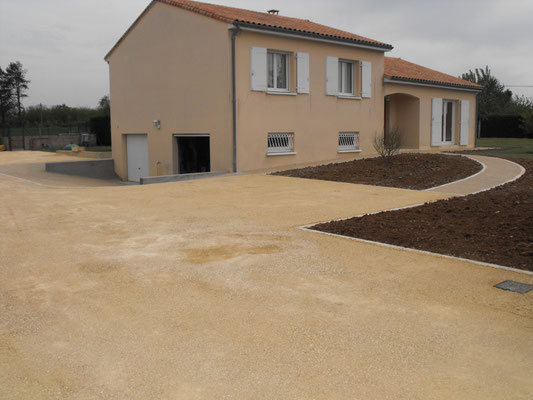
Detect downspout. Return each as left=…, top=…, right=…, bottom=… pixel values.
left=475, top=91, right=480, bottom=147
left=231, top=22, right=241, bottom=173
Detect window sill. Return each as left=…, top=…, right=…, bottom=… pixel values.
left=266, top=91, right=297, bottom=96
left=267, top=151, right=297, bottom=156
left=338, top=149, right=361, bottom=154
left=337, top=95, right=362, bottom=100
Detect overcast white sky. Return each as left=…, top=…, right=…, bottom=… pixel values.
left=1, top=0, right=532, bottom=108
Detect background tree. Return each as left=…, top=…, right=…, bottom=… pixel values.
left=91, top=95, right=111, bottom=146
left=516, top=96, right=533, bottom=135
left=462, top=66, right=533, bottom=137
left=0, top=67, right=15, bottom=125
left=98, top=95, right=110, bottom=116
left=5, top=61, right=30, bottom=127
left=461, top=66, right=514, bottom=119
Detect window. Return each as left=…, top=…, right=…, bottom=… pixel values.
left=267, top=133, right=295, bottom=155
left=338, top=60, right=354, bottom=96
left=268, top=51, right=289, bottom=91
left=338, top=132, right=360, bottom=152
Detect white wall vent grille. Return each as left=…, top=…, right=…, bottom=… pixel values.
left=268, top=133, right=295, bottom=154
left=338, top=132, right=360, bottom=152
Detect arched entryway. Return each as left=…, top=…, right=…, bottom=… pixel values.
left=384, top=93, right=420, bottom=149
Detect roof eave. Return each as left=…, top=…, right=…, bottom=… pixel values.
left=385, top=76, right=483, bottom=92
left=234, top=21, right=394, bottom=52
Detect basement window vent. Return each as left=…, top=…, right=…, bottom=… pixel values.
left=268, top=132, right=295, bottom=155
left=338, top=132, right=360, bottom=152
left=494, top=280, right=533, bottom=294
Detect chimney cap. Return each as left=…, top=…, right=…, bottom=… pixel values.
left=267, top=9, right=280, bottom=15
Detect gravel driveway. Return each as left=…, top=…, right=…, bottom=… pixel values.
left=1, top=152, right=532, bottom=399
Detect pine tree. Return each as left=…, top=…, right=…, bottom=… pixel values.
left=5, top=61, right=30, bottom=126
left=0, top=67, right=15, bottom=125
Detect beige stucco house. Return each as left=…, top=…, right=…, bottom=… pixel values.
left=105, top=0, right=482, bottom=182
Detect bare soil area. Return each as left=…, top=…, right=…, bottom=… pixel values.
left=274, top=153, right=482, bottom=190
left=313, top=159, right=532, bottom=271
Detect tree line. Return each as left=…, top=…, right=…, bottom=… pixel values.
left=1, top=61, right=110, bottom=128
left=25, top=101, right=108, bottom=128
left=1, top=61, right=111, bottom=145
left=461, top=67, right=533, bottom=137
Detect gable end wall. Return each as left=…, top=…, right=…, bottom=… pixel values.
left=108, top=1, right=233, bottom=180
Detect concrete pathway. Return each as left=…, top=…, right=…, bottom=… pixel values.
left=427, top=154, right=525, bottom=196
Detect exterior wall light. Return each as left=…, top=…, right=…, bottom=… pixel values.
left=153, top=120, right=161, bottom=129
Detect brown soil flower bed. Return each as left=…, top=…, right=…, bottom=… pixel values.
left=274, top=153, right=482, bottom=190
left=313, top=159, right=532, bottom=271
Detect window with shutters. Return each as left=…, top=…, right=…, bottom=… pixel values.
left=338, top=60, right=355, bottom=96
left=338, top=132, right=360, bottom=152
left=327, top=57, right=364, bottom=98
left=267, top=132, right=295, bottom=155
left=267, top=51, right=289, bottom=91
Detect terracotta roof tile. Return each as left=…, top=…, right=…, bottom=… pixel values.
left=158, top=0, right=392, bottom=49
left=384, top=57, right=482, bottom=90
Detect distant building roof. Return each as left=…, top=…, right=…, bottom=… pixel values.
left=385, top=57, right=483, bottom=91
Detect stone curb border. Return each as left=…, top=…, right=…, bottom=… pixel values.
left=299, top=227, right=533, bottom=276
left=299, top=156, right=530, bottom=275
left=424, top=155, right=487, bottom=192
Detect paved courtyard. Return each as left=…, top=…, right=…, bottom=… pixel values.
left=1, top=152, right=532, bottom=399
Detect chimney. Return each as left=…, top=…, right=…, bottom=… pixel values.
left=267, top=9, right=279, bottom=15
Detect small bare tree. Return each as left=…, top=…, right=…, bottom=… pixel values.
left=373, top=128, right=403, bottom=163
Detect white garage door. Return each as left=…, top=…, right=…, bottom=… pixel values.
left=126, top=134, right=149, bottom=182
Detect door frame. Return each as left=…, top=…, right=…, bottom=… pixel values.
left=173, top=134, right=211, bottom=175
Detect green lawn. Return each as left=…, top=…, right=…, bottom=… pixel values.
left=475, top=138, right=533, bottom=159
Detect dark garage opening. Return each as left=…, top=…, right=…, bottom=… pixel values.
left=177, top=136, right=211, bottom=174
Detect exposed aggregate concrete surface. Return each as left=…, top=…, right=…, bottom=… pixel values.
left=1, top=151, right=532, bottom=399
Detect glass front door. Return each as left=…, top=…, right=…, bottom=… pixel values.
left=442, top=101, right=454, bottom=144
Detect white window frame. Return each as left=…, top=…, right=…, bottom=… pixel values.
left=338, top=60, right=355, bottom=96
left=338, top=132, right=360, bottom=153
left=267, top=132, right=295, bottom=156
left=267, top=51, right=290, bottom=92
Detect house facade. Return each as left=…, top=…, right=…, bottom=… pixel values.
left=106, top=0, right=482, bottom=182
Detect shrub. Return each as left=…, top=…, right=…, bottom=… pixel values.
left=373, top=128, right=403, bottom=163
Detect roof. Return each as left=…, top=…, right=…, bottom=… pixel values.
left=384, top=57, right=483, bottom=91
left=158, top=0, right=392, bottom=50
